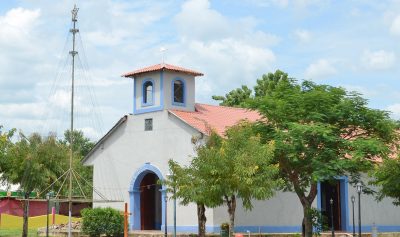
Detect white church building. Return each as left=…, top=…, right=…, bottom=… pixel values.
left=83, top=63, right=400, bottom=233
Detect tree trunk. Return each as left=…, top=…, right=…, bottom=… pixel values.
left=302, top=203, right=313, bottom=237
left=22, top=192, right=30, bottom=237
left=294, top=182, right=317, bottom=237
left=197, top=203, right=207, bottom=237
left=225, top=195, right=236, bottom=236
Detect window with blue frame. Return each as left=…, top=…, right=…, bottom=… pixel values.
left=143, top=80, right=153, bottom=105
left=173, top=79, right=184, bottom=104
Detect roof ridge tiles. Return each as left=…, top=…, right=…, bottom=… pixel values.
left=122, top=63, right=203, bottom=77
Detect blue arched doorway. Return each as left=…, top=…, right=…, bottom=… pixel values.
left=129, top=163, right=166, bottom=230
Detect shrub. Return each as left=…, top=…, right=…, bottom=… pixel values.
left=81, top=207, right=124, bottom=237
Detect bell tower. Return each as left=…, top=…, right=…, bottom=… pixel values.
left=122, top=63, right=203, bottom=115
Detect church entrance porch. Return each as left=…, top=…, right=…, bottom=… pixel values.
left=129, top=163, right=165, bottom=231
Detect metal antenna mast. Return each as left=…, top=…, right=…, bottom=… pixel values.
left=68, top=5, right=79, bottom=237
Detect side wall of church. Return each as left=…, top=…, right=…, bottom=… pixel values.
left=212, top=191, right=304, bottom=233
left=347, top=178, right=400, bottom=232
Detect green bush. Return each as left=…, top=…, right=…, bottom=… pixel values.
left=81, top=207, right=124, bottom=237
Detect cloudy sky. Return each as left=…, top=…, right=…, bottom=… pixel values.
left=1, top=0, right=400, bottom=140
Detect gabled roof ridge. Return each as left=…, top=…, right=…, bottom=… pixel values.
left=122, top=63, right=203, bottom=77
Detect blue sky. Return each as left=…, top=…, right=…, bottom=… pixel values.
left=0, top=0, right=399, bottom=140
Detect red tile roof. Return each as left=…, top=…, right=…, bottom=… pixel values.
left=122, top=63, right=204, bottom=77
left=169, top=103, right=262, bottom=136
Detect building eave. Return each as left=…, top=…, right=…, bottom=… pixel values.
left=82, top=115, right=128, bottom=165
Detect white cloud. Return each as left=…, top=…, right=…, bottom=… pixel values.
left=246, top=0, right=326, bottom=8
left=78, top=127, right=102, bottom=141
left=342, top=85, right=377, bottom=97
left=387, top=104, right=400, bottom=119
left=390, top=15, right=400, bottom=36
left=0, top=103, right=47, bottom=119
left=246, top=0, right=289, bottom=8
left=171, top=0, right=277, bottom=100
left=174, top=0, right=233, bottom=41
left=361, top=50, right=396, bottom=70
left=83, top=1, right=166, bottom=47
left=0, top=8, right=41, bottom=43
left=294, top=29, right=311, bottom=43
left=304, top=59, right=336, bottom=80
left=174, top=0, right=278, bottom=45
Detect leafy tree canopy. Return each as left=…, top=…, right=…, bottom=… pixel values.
left=168, top=122, right=281, bottom=236
left=214, top=73, right=398, bottom=237
left=212, top=85, right=252, bottom=107
left=372, top=156, right=400, bottom=205
left=2, top=132, right=68, bottom=197
left=212, top=70, right=295, bottom=106
left=60, top=130, right=95, bottom=198
left=62, top=130, right=95, bottom=157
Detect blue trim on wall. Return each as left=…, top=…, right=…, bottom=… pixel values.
left=235, top=226, right=302, bottom=233
left=141, top=79, right=155, bottom=107
left=159, top=225, right=302, bottom=233
left=362, top=225, right=400, bottom=232
left=171, top=77, right=186, bottom=107
left=160, top=70, right=164, bottom=110
left=157, top=224, right=400, bottom=234
left=340, top=177, right=349, bottom=232
left=133, top=73, right=164, bottom=115
left=316, top=176, right=349, bottom=232
left=146, top=224, right=400, bottom=234
left=134, top=106, right=164, bottom=115
left=133, top=78, right=136, bottom=114
left=317, top=182, right=321, bottom=210
left=129, top=163, right=165, bottom=230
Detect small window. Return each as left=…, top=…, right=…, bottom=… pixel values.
left=173, top=80, right=184, bottom=103
left=143, top=81, right=153, bottom=105
left=145, top=118, right=153, bottom=131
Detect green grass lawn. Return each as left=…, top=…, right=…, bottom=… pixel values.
left=0, top=228, right=38, bottom=237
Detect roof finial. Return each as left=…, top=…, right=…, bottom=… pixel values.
left=160, top=47, right=168, bottom=65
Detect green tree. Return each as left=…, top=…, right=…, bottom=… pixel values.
left=212, top=70, right=294, bottom=106
left=215, top=73, right=398, bottom=237
left=167, top=158, right=221, bottom=237
left=60, top=130, right=95, bottom=198
left=168, top=122, right=280, bottom=236
left=214, top=122, right=280, bottom=235
left=372, top=156, right=400, bottom=205
left=167, top=131, right=227, bottom=237
left=62, top=130, right=95, bottom=157
left=253, top=70, right=294, bottom=97
left=212, top=85, right=252, bottom=107
left=0, top=126, right=15, bottom=189
left=249, top=80, right=398, bottom=237
left=2, top=132, right=68, bottom=237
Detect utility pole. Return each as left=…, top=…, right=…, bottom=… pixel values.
left=68, top=5, right=79, bottom=237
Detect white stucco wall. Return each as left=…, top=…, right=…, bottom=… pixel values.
left=84, top=110, right=213, bottom=231
left=213, top=191, right=304, bottom=232
left=347, top=182, right=400, bottom=229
